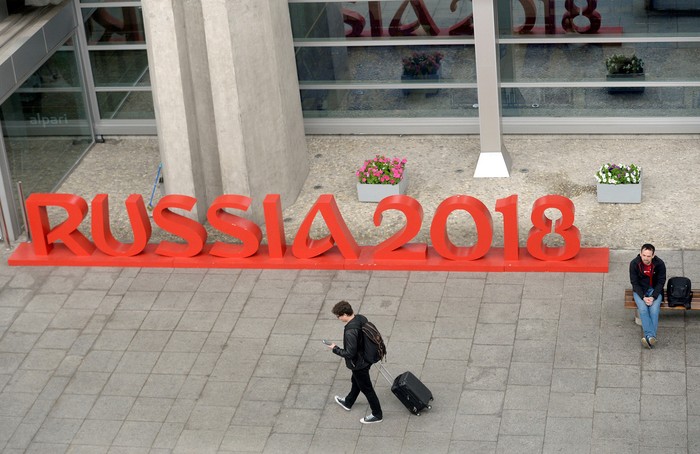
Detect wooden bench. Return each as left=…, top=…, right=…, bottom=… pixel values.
left=625, top=289, right=700, bottom=324
left=624, top=289, right=700, bottom=310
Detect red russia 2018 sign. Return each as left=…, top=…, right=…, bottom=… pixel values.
left=8, top=192, right=608, bottom=272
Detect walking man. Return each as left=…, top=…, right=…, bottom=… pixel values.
left=327, top=300, right=383, bottom=424
left=630, top=243, right=666, bottom=349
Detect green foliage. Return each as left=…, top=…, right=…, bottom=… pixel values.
left=595, top=163, right=641, bottom=185
left=605, top=54, right=644, bottom=75
left=356, top=155, right=407, bottom=185
left=402, top=52, right=444, bottom=76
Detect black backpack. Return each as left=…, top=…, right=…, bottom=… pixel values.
left=666, top=277, right=692, bottom=309
left=361, top=320, right=387, bottom=363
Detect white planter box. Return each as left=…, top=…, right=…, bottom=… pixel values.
left=356, top=174, right=408, bottom=203
left=596, top=180, right=642, bottom=204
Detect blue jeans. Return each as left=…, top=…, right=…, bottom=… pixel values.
left=633, top=292, right=662, bottom=339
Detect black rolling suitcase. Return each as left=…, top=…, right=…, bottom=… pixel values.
left=379, top=363, right=433, bottom=416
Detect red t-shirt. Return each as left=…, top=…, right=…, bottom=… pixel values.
left=642, top=263, right=653, bottom=286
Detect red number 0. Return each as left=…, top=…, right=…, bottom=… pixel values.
left=430, top=195, right=492, bottom=261
left=526, top=195, right=580, bottom=261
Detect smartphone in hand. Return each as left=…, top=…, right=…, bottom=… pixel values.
left=322, top=339, right=332, bottom=345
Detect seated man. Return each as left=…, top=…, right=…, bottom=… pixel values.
left=629, top=243, right=666, bottom=349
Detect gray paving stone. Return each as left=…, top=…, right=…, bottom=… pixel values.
left=174, top=311, right=218, bottom=332
left=553, top=344, right=598, bottom=369
left=140, top=374, right=186, bottom=399
left=596, top=364, right=640, bottom=388
left=261, top=334, right=308, bottom=358
left=641, top=371, right=687, bottom=395
left=24, top=294, right=67, bottom=314
left=420, top=359, right=469, bottom=384
left=508, top=362, right=552, bottom=386
left=219, top=425, right=271, bottom=452
left=639, top=419, right=687, bottom=449
left=197, top=381, right=246, bottom=407
left=640, top=394, right=687, bottom=421
left=398, top=431, right=451, bottom=454
left=187, top=291, right=228, bottom=312
left=544, top=416, right=593, bottom=446
left=396, top=298, right=440, bottom=321
left=463, top=367, right=508, bottom=391
left=4, top=421, right=40, bottom=451
left=78, top=351, right=122, bottom=374
left=245, top=377, right=290, bottom=402
left=499, top=409, right=546, bottom=436
left=443, top=278, right=485, bottom=299
left=70, top=419, right=122, bottom=446
left=33, top=417, right=82, bottom=444
left=356, top=435, right=405, bottom=454
left=283, top=384, right=330, bottom=409
left=0, top=352, right=24, bottom=374
left=511, top=339, right=556, bottom=364
left=473, top=323, right=516, bottom=346
left=468, top=344, right=513, bottom=368
left=4, top=369, right=52, bottom=394
left=504, top=385, right=550, bottom=411
left=263, top=433, right=313, bottom=453
left=88, top=395, right=135, bottom=420
left=10, top=312, right=54, bottom=333
left=48, top=394, right=96, bottom=420
left=385, top=341, right=429, bottom=364
left=437, top=297, right=481, bottom=319
left=390, top=320, right=434, bottom=343
left=592, top=412, right=640, bottom=442
left=432, top=316, right=476, bottom=338
left=112, top=420, right=161, bottom=447
left=451, top=414, right=500, bottom=442
left=519, top=298, right=561, bottom=320
left=496, top=435, right=544, bottom=454
left=163, top=273, right=203, bottom=292
left=457, top=390, right=504, bottom=415
left=548, top=392, right=594, bottom=418
left=478, top=303, right=521, bottom=324
left=281, top=293, right=325, bottom=314
left=128, top=273, right=169, bottom=292
left=273, top=408, right=321, bottom=434
left=426, top=338, right=471, bottom=361
left=102, top=373, right=147, bottom=397
left=594, top=387, right=640, bottom=413
left=165, top=398, right=196, bottom=424
left=515, top=319, right=558, bottom=341
left=309, top=427, right=360, bottom=453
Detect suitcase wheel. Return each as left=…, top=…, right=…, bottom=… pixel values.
left=427, top=405, right=432, bottom=410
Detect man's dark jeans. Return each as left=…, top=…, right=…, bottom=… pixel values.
left=344, top=365, right=382, bottom=419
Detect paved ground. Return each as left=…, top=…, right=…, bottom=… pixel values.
left=1, top=249, right=700, bottom=453
left=2, top=136, right=700, bottom=453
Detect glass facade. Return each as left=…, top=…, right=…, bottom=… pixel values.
left=290, top=0, right=700, bottom=133
left=0, top=35, right=93, bottom=233
left=79, top=1, right=155, bottom=123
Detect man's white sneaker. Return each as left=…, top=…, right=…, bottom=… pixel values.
left=334, top=396, right=351, bottom=411
left=360, top=414, right=382, bottom=424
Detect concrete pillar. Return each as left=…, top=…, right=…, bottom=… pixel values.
left=473, top=0, right=511, bottom=178
left=142, top=0, right=309, bottom=222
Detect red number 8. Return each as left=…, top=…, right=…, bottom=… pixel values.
left=526, top=195, right=580, bottom=261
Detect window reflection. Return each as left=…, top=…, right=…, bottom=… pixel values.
left=83, top=7, right=145, bottom=45
left=0, top=36, right=92, bottom=230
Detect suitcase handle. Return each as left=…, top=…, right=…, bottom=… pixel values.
left=378, top=362, right=394, bottom=385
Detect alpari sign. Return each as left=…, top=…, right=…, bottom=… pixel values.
left=8, top=192, right=608, bottom=272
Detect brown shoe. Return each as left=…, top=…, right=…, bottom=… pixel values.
left=648, top=337, right=657, bottom=347
left=641, top=337, right=651, bottom=349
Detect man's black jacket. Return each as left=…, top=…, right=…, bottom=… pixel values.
left=630, top=254, right=666, bottom=300
left=332, top=314, right=369, bottom=370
